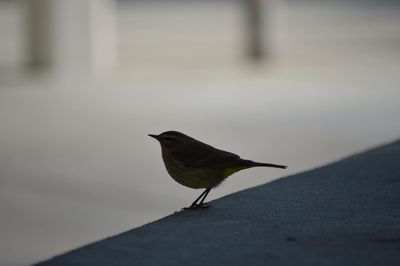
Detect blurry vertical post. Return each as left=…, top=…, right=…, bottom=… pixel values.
left=243, top=0, right=265, bottom=61
left=27, top=0, right=53, bottom=68
left=26, top=0, right=118, bottom=77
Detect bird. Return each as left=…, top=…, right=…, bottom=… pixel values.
left=149, top=131, right=287, bottom=209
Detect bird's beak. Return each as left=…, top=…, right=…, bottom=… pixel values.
left=148, top=134, right=159, bottom=140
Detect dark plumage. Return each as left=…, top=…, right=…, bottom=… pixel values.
left=149, top=131, right=286, bottom=209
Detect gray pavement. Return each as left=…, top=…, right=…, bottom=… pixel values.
left=36, top=139, right=400, bottom=266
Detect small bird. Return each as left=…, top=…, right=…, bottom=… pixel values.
left=149, top=131, right=287, bottom=209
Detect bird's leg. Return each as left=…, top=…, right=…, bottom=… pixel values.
left=190, top=188, right=209, bottom=207
left=198, top=188, right=211, bottom=205
left=184, top=188, right=212, bottom=210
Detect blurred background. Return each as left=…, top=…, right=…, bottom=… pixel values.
left=1, top=0, right=400, bottom=265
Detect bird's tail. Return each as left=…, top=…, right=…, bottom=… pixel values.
left=243, top=160, right=287, bottom=169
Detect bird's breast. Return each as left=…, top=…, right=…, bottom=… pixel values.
left=161, top=151, right=226, bottom=189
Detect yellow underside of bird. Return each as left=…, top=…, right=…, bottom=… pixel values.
left=162, top=155, right=250, bottom=189
left=222, top=166, right=249, bottom=178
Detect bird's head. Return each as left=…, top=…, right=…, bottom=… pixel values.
left=149, top=131, right=189, bottom=150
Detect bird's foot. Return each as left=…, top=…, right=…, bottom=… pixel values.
left=182, top=203, right=212, bottom=211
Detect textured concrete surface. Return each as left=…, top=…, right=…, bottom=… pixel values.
left=36, top=140, right=400, bottom=266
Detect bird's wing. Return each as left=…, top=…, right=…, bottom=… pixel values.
left=200, top=149, right=244, bottom=168
left=170, top=140, right=242, bottom=168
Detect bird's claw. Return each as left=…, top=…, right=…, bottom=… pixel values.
left=182, top=203, right=212, bottom=211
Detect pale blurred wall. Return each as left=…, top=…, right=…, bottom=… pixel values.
left=0, top=0, right=118, bottom=78
left=0, top=0, right=286, bottom=78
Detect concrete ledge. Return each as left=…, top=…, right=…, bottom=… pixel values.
left=36, top=140, right=400, bottom=266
